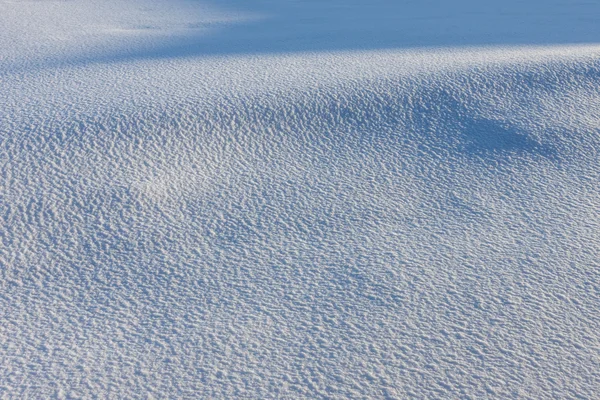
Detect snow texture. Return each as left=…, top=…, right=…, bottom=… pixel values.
left=1, top=1, right=600, bottom=398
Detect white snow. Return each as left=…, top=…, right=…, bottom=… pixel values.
left=1, top=1, right=600, bottom=398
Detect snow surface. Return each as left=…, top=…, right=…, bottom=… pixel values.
left=1, top=0, right=600, bottom=398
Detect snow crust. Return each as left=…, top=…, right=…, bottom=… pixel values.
left=1, top=1, right=600, bottom=398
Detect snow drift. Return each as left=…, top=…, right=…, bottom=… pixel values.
left=1, top=1, right=600, bottom=398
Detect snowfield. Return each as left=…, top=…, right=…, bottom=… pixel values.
left=1, top=1, right=600, bottom=398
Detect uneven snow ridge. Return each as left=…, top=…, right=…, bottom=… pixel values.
left=2, top=1, right=600, bottom=399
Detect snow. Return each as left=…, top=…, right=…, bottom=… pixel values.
left=1, top=1, right=600, bottom=398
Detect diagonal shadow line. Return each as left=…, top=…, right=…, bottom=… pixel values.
left=3, top=0, right=600, bottom=74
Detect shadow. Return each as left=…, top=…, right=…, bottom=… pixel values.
left=5, top=0, right=600, bottom=72
left=460, top=119, right=551, bottom=156
left=189, top=0, right=600, bottom=55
